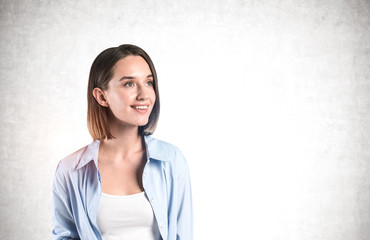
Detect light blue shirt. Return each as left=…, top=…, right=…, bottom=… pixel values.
left=52, top=135, right=193, bottom=240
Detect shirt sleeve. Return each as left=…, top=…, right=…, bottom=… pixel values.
left=52, top=163, right=80, bottom=240
left=175, top=150, right=193, bottom=240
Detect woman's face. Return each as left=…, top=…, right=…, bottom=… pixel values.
left=103, top=55, right=156, bottom=128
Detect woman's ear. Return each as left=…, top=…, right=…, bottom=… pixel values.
left=92, top=88, right=109, bottom=107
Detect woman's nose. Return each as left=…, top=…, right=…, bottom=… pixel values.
left=136, top=84, right=149, bottom=100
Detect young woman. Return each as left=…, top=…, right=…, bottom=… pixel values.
left=52, top=44, right=193, bottom=240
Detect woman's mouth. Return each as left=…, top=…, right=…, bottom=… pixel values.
left=131, top=105, right=149, bottom=113
left=132, top=105, right=148, bottom=110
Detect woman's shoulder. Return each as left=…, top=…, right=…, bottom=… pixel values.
left=144, top=135, right=186, bottom=162
left=57, top=141, right=99, bottom=172
left=145, top=135, right=180, bottom=150
left=145, top=136, right=191, bottom=181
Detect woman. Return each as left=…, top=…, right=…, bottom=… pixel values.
left=52, top=44, right=193, bottom=240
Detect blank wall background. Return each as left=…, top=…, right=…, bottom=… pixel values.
left=0, top=0, right=369, bottom=239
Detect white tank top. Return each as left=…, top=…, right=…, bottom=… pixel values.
left=97, top=191, right=160, bottom=240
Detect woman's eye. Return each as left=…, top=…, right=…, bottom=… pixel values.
left=124, top=82, right=134, bottom=87
left=146, top=81, right=153, bottom=87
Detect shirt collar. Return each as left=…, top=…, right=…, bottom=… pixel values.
left=75, top=135, right=168, bottom=170
left=75, top=140, right=100, bottom=170
left=143, top=135, right=170, bottom=162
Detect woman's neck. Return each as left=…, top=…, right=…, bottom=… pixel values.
left=100, top=122, right=144, bottom=162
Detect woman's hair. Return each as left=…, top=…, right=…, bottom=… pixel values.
left=87, top=44, right=160, bottom=140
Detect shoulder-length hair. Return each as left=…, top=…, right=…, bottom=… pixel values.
left=87, top=44, right=160, bottom=140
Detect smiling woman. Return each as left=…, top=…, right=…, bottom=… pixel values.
left=87, top=45, right=160, bottom=140
left=51, top=44, right=193, bottom=240
left=93, top=56, right=156, bottom=130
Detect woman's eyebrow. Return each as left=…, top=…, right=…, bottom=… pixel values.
left=119, top=74, right=153, bottom=81
left=119, top=76, right=135, bottom=81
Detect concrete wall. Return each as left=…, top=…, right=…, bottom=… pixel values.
left=0, top=0, right=369, bottom=239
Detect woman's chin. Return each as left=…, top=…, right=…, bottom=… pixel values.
left=132, top=117, right=149, bottom=127
left=138, top=120, right=149, bottom=126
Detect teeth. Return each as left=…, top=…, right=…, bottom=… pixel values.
left=134, top=106, right=148, bottom=109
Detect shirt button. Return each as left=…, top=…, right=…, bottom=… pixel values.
left=143, top=172, right=146, bottom=177
left=151, top=197, right=155, bottom=203
left=160, top=224, right=163, bottom=229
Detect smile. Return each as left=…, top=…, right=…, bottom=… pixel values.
left=131, top=105, right=149, bottom=109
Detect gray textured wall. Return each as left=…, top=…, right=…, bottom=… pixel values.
left=0, top=0, right=369, bottom=239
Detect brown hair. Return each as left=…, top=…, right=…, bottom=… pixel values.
left=87, top=44, right=160, bottom=140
